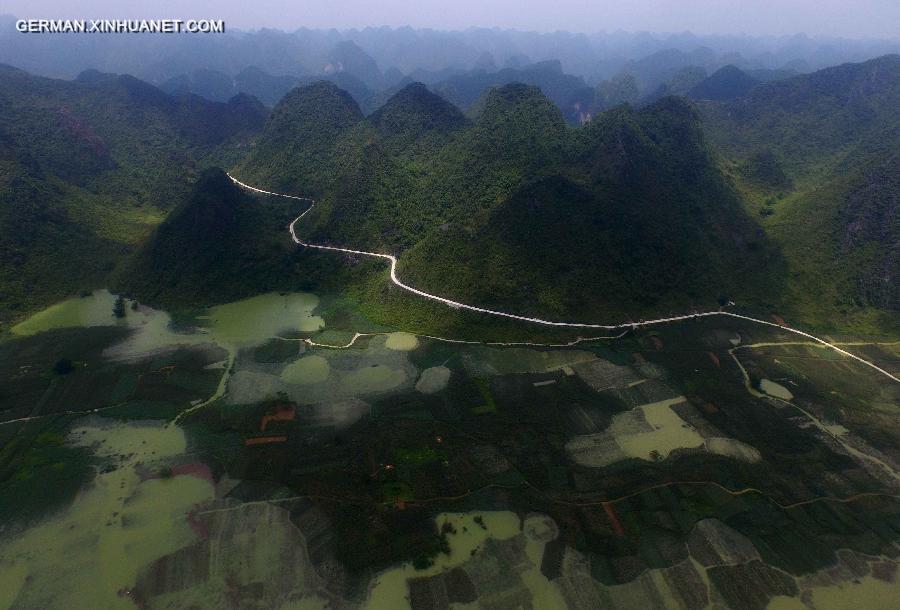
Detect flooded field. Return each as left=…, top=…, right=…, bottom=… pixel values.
left=365, top=511, right=571, bottom=610
left=567, top=396, right=762, bottom=467
left=0, top=421, right=212, bottom=609
left=10, top=290, right=123, bottom=337
left=203, top=292, right=324, bottom=348
left=2, top=291, right=899, bottom=609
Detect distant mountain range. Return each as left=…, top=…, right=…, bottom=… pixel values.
left=3, top=18, right=897, bottom=85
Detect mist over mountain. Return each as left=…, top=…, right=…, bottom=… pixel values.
left=2, top=19, right=897, bottom=88
left=3, top=2, right=900, bottom=607
left=688, top=65, right=760, bottom=101
left=5, top=18, right=894, bottom=132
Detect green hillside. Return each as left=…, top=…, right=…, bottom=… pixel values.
left=119, top=168, right=309, bottom=308
left=233, top=81, right=364, bottom=195
left=225, top=81, right=780, bottom=327
left=7, top=56, right=897, bottom=337
left=688, top=65, right=759, bottom=101
left=400, top=97, right=781, bottom=320
left=700, top=55, right=900, bottom=332
left=0, top=65, right=267, bottom=326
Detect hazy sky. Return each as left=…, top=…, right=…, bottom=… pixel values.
left=5, top=0, right=900, bottom=39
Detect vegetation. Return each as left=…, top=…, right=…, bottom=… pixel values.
left=118, top=168, right=306, bottom=307
left=0, top=65, right=267, bottom=327
left=234, top=81, right=363, bottom=195
left=225, top=81, right=781, bottom=327
left=700, top=54, right=900, bottom=331
left=52, top=358, right=74, bottom=375
left=3, top=56, right=898, bottom=337
left=687, top=65, right=759, bottom=101
left=112, top=295, right=126, bottom=318
left=0, top=417, right=94, bottom=525
left=429, top=59, right=595, bottom=123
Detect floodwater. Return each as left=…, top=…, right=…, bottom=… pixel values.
left=384, top=332, right=419, bottom=351
left=204, top=293, right=324, bottom=348
left=364, top=511, right=567, bottom=610
left=567, top=397, right=761, bottom=467
left=11, top=289, right=123, bottom=336
left=230, top=333, right=416, bottom=405
left=760, top=379, right=794, bottom=400
left=281, top=355, right=331, bottom=384
left=342, top=364, right=407, bottom=394
left=415, top=366, right=451, bottom=394
left=616, top=398, right=706, bottom=461
left=9, top=290, right=327, bottom=360
left=9, top=289, right=204, bottom=360
left=768, top=574, right=900, bottom=610
left=0, top=420, right=213, bottom=609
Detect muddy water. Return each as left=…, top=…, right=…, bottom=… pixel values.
left=230, top=332, right=416, bottom=406
left=415, top=366, right=451, bottom=394
left=364, top=512, right=520, bottom=609
left=0, top=420, right=212, bottom=610
left=567, top=397, right=761, bottom=467
left=768, top=574, right=900, bottom=610
left=13, top=291, right=325, bottom=354
left=0, top=561, right=28, bottom=609
left=384, top=332, right=419, bottom=351
left=615, top=397, right=705, bottom=461
left=364, top=511, right=567, bottom=610
left=280, top=355, right=331, bottom=384
left=9, top=291, right=192, bottom=360
left=11, top=289, right=122, bottom=336
left=204, top=293, right=324, bottom=349
left=760, top=379, right=794, bottom=400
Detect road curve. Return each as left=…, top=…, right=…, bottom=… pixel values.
left=226, top=173, right=899, bottom=385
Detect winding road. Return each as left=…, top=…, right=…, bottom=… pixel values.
left=226, top=173, right=900, bottom=385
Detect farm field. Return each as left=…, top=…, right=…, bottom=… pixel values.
left=1, top=291, right=898, bottom=609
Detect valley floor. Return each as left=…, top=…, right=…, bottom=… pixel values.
left=1, top=289, right=898, bottom=609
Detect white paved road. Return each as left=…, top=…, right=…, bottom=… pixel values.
left=227, top=173, right=900, bottom=385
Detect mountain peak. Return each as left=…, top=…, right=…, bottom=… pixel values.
left=689, top=65, right=759, bottom=101
left=169, top=168, right=243, bottom=233
left=271, top=81, right=363, bottom=129
left=370, top=82, right=467, bottom=138
left=477, top=83, right=566, bottom=130
left=235, top=81, right=363, bottom=193
left=326, top=40, right=382, bottom=89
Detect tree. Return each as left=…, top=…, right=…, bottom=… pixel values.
left=113, top=295, right=126, bottom=318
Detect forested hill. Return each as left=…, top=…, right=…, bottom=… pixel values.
left=0, top=66, right=267, bottom=325
left=230, top=80, right=781, bottom=322
left=5, top=55, right=898, bottom=333
left=699, top=55, right=900, bottom=175
left=121, top=168, right=306, bottom=307
left=698, top=55, right=900, bottom=327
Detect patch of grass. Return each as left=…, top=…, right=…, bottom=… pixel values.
left=471, top=378, right=498, bottom=415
